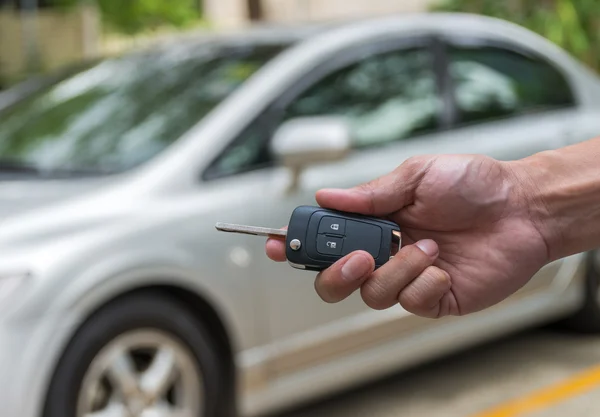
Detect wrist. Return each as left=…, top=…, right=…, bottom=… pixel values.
left=504, top=151, right=563, bottom=262
left=507, top=138, right=600, bottom=262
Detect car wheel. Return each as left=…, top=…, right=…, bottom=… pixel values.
left=559, top=251, right=600, bottom=333
left=43, top=291, right=227, bottom=417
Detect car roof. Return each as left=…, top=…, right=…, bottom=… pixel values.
left=137, top=25, right=326, bottom=56
left=39, top=12, right=565, bottom=66
left=140, top=12, right=534, bottom=51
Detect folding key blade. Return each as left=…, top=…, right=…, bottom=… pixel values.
left=215, top=223, right=287, bottom=239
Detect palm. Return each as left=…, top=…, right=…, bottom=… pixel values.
left=392, top=155, right=548, bottom=314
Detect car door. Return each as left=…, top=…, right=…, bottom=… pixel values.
left=433, top=35, right=582, bottom=160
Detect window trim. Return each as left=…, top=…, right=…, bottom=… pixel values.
left=201, top=109, right=277, bottom=181
left=201, top=35, right=444, bottom=182
left=431, top=36, right=455, bottom=130
left=437, top=35, right=579, bottom=130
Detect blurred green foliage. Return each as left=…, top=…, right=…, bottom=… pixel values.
left=51, top=0, right=201, bottom=34
left=432, top=0, right=600, bottom=72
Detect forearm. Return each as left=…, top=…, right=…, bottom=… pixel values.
left=513, top=137, right=600, bottom=261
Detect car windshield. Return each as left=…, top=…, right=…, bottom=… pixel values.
left=0, top=41, right=288, bottom=177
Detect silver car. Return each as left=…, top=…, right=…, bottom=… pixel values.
left=1, top=12, right=600, bottom=417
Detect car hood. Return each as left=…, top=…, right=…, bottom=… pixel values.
left=0, top=177, right=135, bottom=249
left=0, top=178, right=109, bottom=219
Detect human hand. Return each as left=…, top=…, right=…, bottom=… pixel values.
left=266, top=155, right=550, bottom=318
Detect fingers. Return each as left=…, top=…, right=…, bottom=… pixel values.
left=314, top=251, right=375, bottom=303
left=268, top=228, right=452, bottom=317
left=315, top=156, right=434, bottom=216
left=360, top=240, right=439, bottom=310
left=265, top=226, right=288, bottom=262
left=314, top=240, right=447, bottom=316
left=266, top=237, right=287, bottom=262
left=398, top=266, right=452, bottom=318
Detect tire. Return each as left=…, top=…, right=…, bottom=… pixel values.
left=559, top=251, right=600, bottom=333
left=43, top=291, right=228, bottom=417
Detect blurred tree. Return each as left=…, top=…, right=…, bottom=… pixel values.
left=49, top=0, right=201, bottom=34
left=433, top=0, right=600, bottom=72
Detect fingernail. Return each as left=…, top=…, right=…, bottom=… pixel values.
left=341, top=254, right=372, bottom=282
left=416, top=240, right=438, bottom=257
left=441, top=271, right=452, bottom=290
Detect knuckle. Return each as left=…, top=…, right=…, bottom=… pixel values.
left=399, top=292, right=439, bottom=319
left=395, top=245, right=430, bottom=271
left=402, top=156, right=419, bottom=168
left=400, top=156, right=424, bottom=172
left=360, top=280, right=391, bottom=310
left=398, top=266, right=449, bottom=318
left=419, top=265, right=438, bottom=279
left=355, top=182, right=378, bottom=214
left=398, top=290, right=421, bottom=313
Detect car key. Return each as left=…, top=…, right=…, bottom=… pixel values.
left=216, top=205, right=401, bottom=272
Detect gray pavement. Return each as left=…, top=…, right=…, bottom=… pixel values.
left=276, top=328, right=600, bottom=417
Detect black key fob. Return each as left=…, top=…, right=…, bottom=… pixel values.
left=285, top=206, right=401, bottom=272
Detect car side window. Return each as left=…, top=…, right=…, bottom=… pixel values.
left=283, top=46, right=440, bottom=149
left=447, top=44, right=576, bottom=126
left=203, top=116, right=273, bottom=180
left=203, top=46, right=440, bottom=180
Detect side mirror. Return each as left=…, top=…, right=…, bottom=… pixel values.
left=270, top=116, right=351, bottom=170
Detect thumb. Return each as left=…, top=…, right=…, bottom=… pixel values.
left=316, top=157, right=433, bottom=216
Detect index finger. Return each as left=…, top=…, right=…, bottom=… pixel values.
left=265, top=226, right=287, bottom=262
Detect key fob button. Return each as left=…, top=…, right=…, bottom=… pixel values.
left=318, top=217, right=346, bottom=236
left=342, top=220, right=382, bottom=258
left=316, top=235, right=344, bottom=256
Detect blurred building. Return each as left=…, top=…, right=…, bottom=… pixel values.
left=204, top=0, right=435, bottom=28
left=0, top=1, right=99, bottom=86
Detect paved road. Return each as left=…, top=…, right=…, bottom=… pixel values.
left=276, top=328, right=600, bottom=417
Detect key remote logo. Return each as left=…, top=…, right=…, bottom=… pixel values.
left=326, top=241, right=337, bottom=249
left=330, top=224, right=340, bottom=231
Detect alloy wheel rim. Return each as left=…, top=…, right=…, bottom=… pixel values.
left=76, top=328, right=203, bottom=417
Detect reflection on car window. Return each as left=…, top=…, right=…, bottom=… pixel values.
left=285, top=47, right=440, bottom=148
left=204, top=46, right=440, bottom=180
left=0, top=43, right=287, bottom=175
left=448, top=45, right=575, bottom=126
